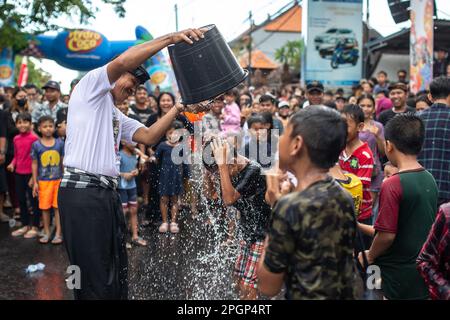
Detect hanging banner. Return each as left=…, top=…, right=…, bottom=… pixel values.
left=19, top=26, right=178, bottom=94
left=304, top=0, right=363, bottom=88
left=0, top=47, right=15, bottom=87
left=410, top=0, right=434, bottom=94
left=17, top=56, right=29, bottom=87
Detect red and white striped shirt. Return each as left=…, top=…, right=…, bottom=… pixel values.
left=339, top=142, right=374, bottom=221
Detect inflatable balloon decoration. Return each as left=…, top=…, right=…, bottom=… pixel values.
left=0, top=47, right=15, bottom=87
left=15, top=26, right=177, bottom=93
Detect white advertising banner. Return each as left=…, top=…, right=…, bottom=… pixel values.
left=304, top=0, right=363, bottom=88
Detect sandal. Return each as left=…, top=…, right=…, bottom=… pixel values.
left=24, top=229, right=39, bottom=239
left=51, top=235, right=63, bottom=245
left=12, top=226, right=29, bottom=237
left=158, top=222, right=168, bottom=233
left=39, top=234, right=50, bottom=244
left=170, top=222, right=179, bottom=234
left=131, top=237, right=148, bottom=247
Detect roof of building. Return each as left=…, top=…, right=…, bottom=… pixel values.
left=238, top=49, right=279, bottom=69
left=264, top=5, right=302, bottom=33
left=230, top=1, right=301, bottom=45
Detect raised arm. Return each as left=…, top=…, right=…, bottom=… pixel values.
left=107, top=28, right=205, bottom=84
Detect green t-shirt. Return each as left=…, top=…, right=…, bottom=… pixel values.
left=374, top=168, right=438, bottom=299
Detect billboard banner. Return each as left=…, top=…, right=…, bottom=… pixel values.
left=410, top=0, right=434, bottom=94
left=0, top=47, right=15, bottom=87
left=304, top=0, right=363, bottom=87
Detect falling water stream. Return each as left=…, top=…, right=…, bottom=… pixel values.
left=128, top=159, right=243, bottom=300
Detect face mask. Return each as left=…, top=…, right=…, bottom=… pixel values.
left=17, top=98, right=27, bottom=107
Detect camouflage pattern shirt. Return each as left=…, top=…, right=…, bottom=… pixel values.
left=264, top=176, right=357, bottom=300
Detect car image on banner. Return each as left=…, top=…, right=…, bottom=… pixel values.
left=314, top=28, right=359, bottom=69
left=304, top=0, right=363, bottom=88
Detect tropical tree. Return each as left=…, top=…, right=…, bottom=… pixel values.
left=274, top=40, right=303, bottom=71
left=0, top=0, right=127, bottom=51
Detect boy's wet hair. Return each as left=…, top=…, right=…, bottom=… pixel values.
left=169, top=120, right=184, bottom=131
left=15, top=112, right=32, bottom=123
left=429, top=76, right=450, bottom=100
left=289, top=106, right=347, bottom=169
left=384, top=113, right=424, bottom=155
left=202, top=133, right=242, bottom=172
left=342, top=104, right=365, bottom=124
left=38, top=115, right=55, bottom=126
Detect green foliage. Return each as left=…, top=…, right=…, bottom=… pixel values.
left=274, top=40, right=303, bottom=70
left=0, top=0, right=126, bottom=51
left=14, top=56, right=51, bottom=88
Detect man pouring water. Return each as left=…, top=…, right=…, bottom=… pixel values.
left=58, top=27, right=206, bottom=300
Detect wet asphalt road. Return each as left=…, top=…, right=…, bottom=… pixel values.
left=0, top=207, right=240, bottom=300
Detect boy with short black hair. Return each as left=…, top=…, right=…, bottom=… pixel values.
left=31, top=115, right=65, bottom=244
left=258, top=106, right=356, bottom=299
left=339, top=105, right=374, bottom=236
left=243, top=114, right=276, bottom=169
left=360, top=113, right=438, bottom=300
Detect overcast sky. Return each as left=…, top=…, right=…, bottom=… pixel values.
left=32, top=0, right=449, bottom=93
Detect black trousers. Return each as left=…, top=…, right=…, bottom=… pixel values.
left=58, top=187, right=128, bottom=300
left=15, top=173, right=40, bottom=227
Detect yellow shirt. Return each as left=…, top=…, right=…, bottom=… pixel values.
left=336, top=173, right=363, bottom=217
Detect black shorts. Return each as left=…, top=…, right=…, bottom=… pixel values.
left=0, top=165, right=7, bottom=193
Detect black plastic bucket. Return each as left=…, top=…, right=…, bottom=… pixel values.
left=168, top=24, right=248, bottom=105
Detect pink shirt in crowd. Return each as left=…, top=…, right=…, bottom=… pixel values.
left=11, top=131, right=39, bottom=175
left=221, top=102, right=241, bottom=133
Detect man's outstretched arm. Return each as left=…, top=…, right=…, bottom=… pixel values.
left=107, top=28, right=205, bottom=84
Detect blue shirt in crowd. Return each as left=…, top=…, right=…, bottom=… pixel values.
left=119, top=150, right=138, bottom=190
left=31, top=138, right=65, bottom=181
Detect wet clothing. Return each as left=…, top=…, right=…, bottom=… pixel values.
left=417, top=203, right=450, bottom=300
left=374, top=168, right=438, bottom=300
left=231, top=161, right=271, bottom=243
left=234, top=240, right=264, bottom=288
left=264, top=176, right=356, bottom=300
left=243, top=137, right=277, bottom=170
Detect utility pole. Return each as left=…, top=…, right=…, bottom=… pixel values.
left=175, top=4, right=179, bottom=32
left=363, top=0, right=369, bottom=78
left=248, top=10, right=253, bottom=86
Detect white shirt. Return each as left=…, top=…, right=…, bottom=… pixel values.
left=64, top=65, right=144, bottom=177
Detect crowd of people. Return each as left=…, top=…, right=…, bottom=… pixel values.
left=0, top=65, right=449, bottom=300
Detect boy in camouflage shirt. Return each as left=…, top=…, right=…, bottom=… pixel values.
left=258, top=106, right=357, bottom=299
